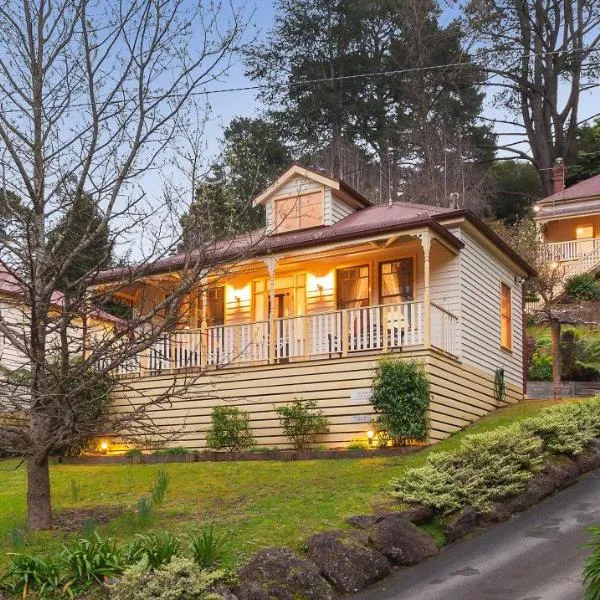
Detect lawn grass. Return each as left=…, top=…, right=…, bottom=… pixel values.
left=0, top=397, right=585, bottom=570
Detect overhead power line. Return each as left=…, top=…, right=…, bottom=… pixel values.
left=0, top=45, right=598, bottom=116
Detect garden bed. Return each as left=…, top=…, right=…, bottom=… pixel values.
left=54, top=445, right=424, bottom=465
left=0, top=398, right=590, bottom=597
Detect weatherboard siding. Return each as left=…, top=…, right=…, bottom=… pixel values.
left=110, top=348, right=521, bottom=450
left=457, top=229, right=523, bottom=388
left=330, top=193, right=356, bottom=224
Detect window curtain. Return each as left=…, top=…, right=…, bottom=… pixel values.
left=380, top=259, right=413, bottom=303
left=337, top=266, right=369, bottom=309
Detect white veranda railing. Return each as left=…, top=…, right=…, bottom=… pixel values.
left=117, top=300, right=457, bottom=374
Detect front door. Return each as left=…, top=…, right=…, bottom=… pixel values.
left=270, top=290, right=293, bottom=361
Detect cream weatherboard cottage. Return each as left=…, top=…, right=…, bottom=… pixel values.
left=95, top=165, right=534, bottom=450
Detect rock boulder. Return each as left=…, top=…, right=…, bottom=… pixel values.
left=236, top=548, right=333, bottom=600
left=444, top=505, right=477, bottom=542
left=369, top=515, right=439, bottom=565
left=306, top=531, right=390, bottom=594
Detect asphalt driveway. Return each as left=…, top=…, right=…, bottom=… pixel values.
left=354, top=471, right=600, bottom=600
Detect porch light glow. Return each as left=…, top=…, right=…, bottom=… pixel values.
left=533, top=205, right=540, bottom=213
left=366, top=430, right=375, bottom=446
left=227, top=284, right=250, bottom=306
left=308, top=271, right=334, bottom=295
left=99, top=440, right=109, bottom=453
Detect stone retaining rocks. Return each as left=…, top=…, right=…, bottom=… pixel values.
left=234, top=443, right=600, bottom=598
left=552, top=457, right=580, bottom=488
left=346, top=514, right=379, bottom=530
left=476, top=501, right=511, bottom=526
left=306, top=531, right=390, bottom=593
left=576, top=440, right=600, bottom=473
left=346, top=504, right=434, bottom=530
left=369, top=515, right=439, bottom=565
left=505, top=458, right=580, bottom=513
left=236, top=548, right=333, bottom=600
left=444, top=505, right=477, bottom=542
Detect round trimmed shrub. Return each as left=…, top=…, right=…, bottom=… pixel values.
left=371, top=358, right=429, bottom=446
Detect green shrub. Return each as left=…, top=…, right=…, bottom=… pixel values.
left=371, top=358, right=429, bottom=446
left=521, top=399, right=600, bottom=456
left=566, top=274, right=600, bottom=302
left=60, top=532, right=125, bottom=592
left=189, top=527, right=231, bottom=570
left=347, top=439, right=368, bottom=450
left=70, top=479, right=81, bottom=502
left=152, top=446, right=190, bottom=456
left=5, top=527, right=28, bottom=551
left=537, top=335, right=552, bottom=347
left=206, top=406, right=254, bottom=452
left=584, top=526, right=600, bottom=600
left=109, top=556, right=232, bottom=600
left=49, top=364, right=114, bottom=457
left=1, top=553, right=63, bottom=598
left=390, top=426, right=545, bottom=514
left=248, top=446, right=277, bottom=453
left=527, top=350, right=552, bottom=381
left=122, top=532, right=181, bottom=569
left=275, top=399, right=329, bottom=450
left=390, top=398, right=600, bottom=515
left=125, top=448, right=143, bottom=457
left=137, top=496, right=153, bottom=526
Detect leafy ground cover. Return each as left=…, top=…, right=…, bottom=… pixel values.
left=0, top=398, right=583, bottom=572
left=527, top=324, right=600, bottom=381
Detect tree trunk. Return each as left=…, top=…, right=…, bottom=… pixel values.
left=550, top=318, right=561, bottom=399
left=27, top=456, right=52, bottom=530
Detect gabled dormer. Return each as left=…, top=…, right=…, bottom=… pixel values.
left=253, top=164, right=372, bottom=234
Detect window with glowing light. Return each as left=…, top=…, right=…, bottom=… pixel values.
left=206, top=286, right=225, bottom=326
left=576, top=224, right=594, bottom=239
left=500, top=283, right=512, bottom=351
left=337, top=265, right=369, bottom=309
left=379, top=259, right=414, bottom=304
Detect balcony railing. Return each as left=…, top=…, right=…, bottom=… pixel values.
left=114, top=301, right=458, bottom=376
left=431, top=303, right=458, bottom=356
left=544, top=238, right=600, bottom=262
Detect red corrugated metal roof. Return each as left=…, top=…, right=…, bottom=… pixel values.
left=95, top=199, right=536, bottom=282
left=538, top=173, right=600, bottom=205
left=95, top=202, right=463, bottom=282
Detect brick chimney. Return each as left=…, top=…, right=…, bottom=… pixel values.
left=552, top=158, right=566, bottom=194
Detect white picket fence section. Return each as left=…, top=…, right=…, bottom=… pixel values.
left=275, top=311, right=343, bottom=360
left=118, top=300, right=456, bottom=375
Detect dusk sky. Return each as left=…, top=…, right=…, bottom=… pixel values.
left=197, top=0, right=598, bottom=164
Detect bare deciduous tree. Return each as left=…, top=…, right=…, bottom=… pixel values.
left=0, top=0, right=252, bottom=531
